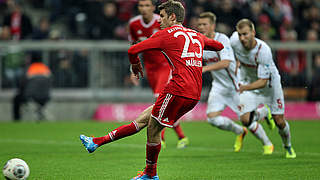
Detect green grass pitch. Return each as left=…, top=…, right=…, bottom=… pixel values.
left=1, top=120, right=319, bottom=180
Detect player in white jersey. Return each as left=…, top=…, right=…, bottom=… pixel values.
left=198, top=12, right=248, bottom=152
left=230, top=19, right=296, bottom=158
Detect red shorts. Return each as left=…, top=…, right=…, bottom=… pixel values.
left=147, top=69, right=171, bottom=96
left=151, top=93, right=198, bottom=128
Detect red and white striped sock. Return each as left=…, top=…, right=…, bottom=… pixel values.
left=174, top=124, right=185, bottom=139
left=145, top=142, right=161, bottom=177
left=249, top=121, right=272, bottom=146
left=93, top=121, right=140, bottom=146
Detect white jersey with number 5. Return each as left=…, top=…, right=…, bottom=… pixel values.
left=203, top=32, right=240, bottom=115
left=230, top=31, right=285, bottom=115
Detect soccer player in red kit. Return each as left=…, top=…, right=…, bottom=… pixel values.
left=129, top=0, right=189, bottom=149
left=79, top=0, right=223, bottom=179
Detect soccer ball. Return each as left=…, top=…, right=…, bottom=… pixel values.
left=2, top=158, right=30, bottom=180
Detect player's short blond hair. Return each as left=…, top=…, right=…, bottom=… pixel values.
left=236, top=19, right=255, bottom=31
left=199, top=12, right=216, bottom=25
left=158, top=0, right=185, bottom=23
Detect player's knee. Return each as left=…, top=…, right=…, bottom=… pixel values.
left=240, top=116, right=250, bottom=127
left=240, top=111, right=254, bottom=127
left=274, top=115, right=286, bottom=129
left=147, top=118, right=164, bottom=142
left=134, top=120, right=147, bottom=131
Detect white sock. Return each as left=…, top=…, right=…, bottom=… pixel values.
left=208, top=116, right=244, bottom=135
left=248, top=121, right=272, bottom=146
left=278, top=121, right=292, bottom=147
left=253, top=106, right=268, bottom=122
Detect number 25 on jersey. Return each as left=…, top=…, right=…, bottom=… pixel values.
left=174, top=31, right=202, bottom=58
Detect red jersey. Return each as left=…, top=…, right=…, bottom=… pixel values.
left=129, top=14, right=170, bottom=94
left=128, top=24, right=224, bottom=100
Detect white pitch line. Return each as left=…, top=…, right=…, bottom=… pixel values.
left=1, top=138, right=320, bottom=156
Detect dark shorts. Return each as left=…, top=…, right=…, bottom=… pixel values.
left=151, top=93, right=198, bottom=128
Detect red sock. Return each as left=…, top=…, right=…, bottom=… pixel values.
left=161, top=128, right=166, bottom=141
left=174, top=124, right=185, bottom=139
left=93, top=121, right=139, bottom=146
left=145, top=142, right=161, bottom=177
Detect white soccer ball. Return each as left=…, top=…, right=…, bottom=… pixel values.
left=2, top=158, right=30, bottom=180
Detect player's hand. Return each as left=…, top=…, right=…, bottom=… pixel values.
left=130, top=73, right=140, bottom=86
left=131, top=62, right=144, bottom=79
left=202, top=66, right=209, bottom=73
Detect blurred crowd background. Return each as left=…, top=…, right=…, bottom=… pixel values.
left=1, top=0, right=319, bottom=41
left=0, top=0, right=319, bottom=101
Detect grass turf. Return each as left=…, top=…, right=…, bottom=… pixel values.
left=0, top=120, right=319, bottom=180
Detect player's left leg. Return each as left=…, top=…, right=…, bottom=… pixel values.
left=241, top=112, right=273, bottom=154
left=240, top=92, right=274, bottom=154
left=207, top=112, right=245, bottom=134
left=273, top=114, right=296, bottom=158
left=174, top=122, right=189, bottom=149
left=207, top=92, right=245, bottom=136
left=80, top=105, right=153, bottom=153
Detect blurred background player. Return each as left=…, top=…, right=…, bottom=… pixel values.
left=230, top=19, right=296, bottom=158
left=198, top=12, right=248, bottom=152
left=128, top=0, right=188, bottom=149
left=79, top=0, right=224, bottom=179
left=12, top=52, right=52, bottom=121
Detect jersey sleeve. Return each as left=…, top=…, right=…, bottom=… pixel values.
left=200, top=33, right=224, bottom=51
left=202, top=50, right=210, bottom=60
left=229, top=31, right=238, bottom=49
left=128, top=31, right=163, bottom=64
left=218, top=34, right=235, bottom=61
left=257, top=45, right=273, bottom=79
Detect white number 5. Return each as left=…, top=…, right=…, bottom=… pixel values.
left=174, top=31, right=202, bottom=58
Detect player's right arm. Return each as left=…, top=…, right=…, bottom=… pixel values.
left=200, top=33, right=224, bottom=51
left=239, top=79, right=268, bottom=93
left=202, top=34, right=232, bottom=73
left=128, top=31, right=163, bottom=79
left=128, top=32, right=162, bottom=62
left=239, top=44, right=273, bottom=93
left=128, top=21, right=142, bottom=81
left=202, top=60, right=230, bottom=73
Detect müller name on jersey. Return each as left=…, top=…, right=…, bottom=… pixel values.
left=186, top=58, right=202, bottom=67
